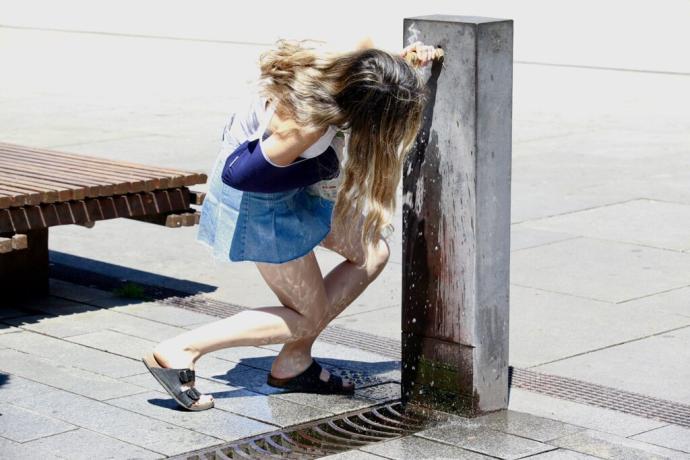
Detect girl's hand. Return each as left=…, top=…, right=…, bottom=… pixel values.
left=399, top=41, right=438, bottom=67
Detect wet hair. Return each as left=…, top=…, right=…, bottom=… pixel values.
left=257, top=39, right=428, bottom=266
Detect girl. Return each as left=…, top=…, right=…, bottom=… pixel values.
left=143, top=37, right=437, bottom=411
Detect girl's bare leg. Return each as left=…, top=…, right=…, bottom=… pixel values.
left=152, top=250, right=332, bottom=380
left=268, top=210, right=391, bottom=379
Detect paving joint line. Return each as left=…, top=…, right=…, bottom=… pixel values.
left=510, top=198, right=642, bottom=225
left=616, top=283, right=690, bottom=305
left=0, top=24, right=274, bottom=47
left=526, top=323, right=690, bottom=369
left=514, top=59, right=690, bottom=77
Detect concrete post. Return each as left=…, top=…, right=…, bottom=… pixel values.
left=401, top=15, right=513, bottom=416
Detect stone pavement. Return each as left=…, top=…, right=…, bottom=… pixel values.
left=3, top=281, right=690, bottom=459
left=2, top=17, right=690, bottom=460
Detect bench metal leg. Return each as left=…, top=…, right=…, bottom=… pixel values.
left=0, top=228, right=49, bottom=300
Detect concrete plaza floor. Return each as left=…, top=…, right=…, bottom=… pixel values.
left=1, top=19, right=690, bottom=460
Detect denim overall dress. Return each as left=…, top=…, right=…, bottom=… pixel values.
left=196, top=92, right=343, bottom=264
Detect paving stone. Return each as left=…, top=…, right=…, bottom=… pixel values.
left=204, top=346, right=276, bottom=372
left=518, top=199, right=690, bottom=251
left=473, top=409, right=585, bottom=443
left=108, top=390, right=276, bottom=441
left=509, top=285, right=690, bottom=367
left=66, top=329, right=156, bottom=359
left=25, top=428, right=163, bottom=459
left=510, top=226, right=577, bottom=252
left=620, top=286, right=690, bottom=318
left=527, top=449, right=603, bottom=459
left=361, top=434, right=493, bottom=459
left=48, top=279, right=119, bottom=305
left=631, top=424, right=690, bottom=454
left=5, top=306, right=188, bottom=342
left=0, top=436, right=62, bottom=460
left=5, top=313, right=103, bottom=338
left=510, top=180, right=634, bottom=225
left=551, top=429, right=690, bottom=459
left=112, top=302, right=218, bottom=327
left=210, top=388, right=334, bottom=427
left=207, top=345, right=278, bottom=366
left=0, top=323, right=20, bottom=335
left=511, top=237, right=690, bottom=303
left=0, top=373, right=58, bottom=403
left=274, top=387, right=384, bottom=415
left=331, top=306, right=401, bottom=341
left=355, top=382, right=401, bottom=402
left=194, top=355, right=264, bottom=384
left=534, top=326, right=690, bottom=405
left=0, top=403, right=76, bottom=442
left=0, top=330, right=142, bottom=378
left=5, top=293, right=92, bottom=315
left=12, top=387, right=222, bottom=457
left=507, top=388, right=666, bottom=438
left=416, top=416, right=554, bottom=459
left=0, top=349, right=147, bottom=401
left=104, top=312, right=189, bottom=342
left=203, top=363, right=291, bottom=395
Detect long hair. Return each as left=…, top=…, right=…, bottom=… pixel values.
left=257, top=39, right=428, bottom=266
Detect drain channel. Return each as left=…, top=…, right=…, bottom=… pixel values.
left=170, top=401, right=445, bottom=460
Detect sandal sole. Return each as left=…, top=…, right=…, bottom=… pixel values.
left=142, top=352, right=214, bottom=411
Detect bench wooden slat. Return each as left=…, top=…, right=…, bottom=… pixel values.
left=0, top=143, right=206, bottom=185
left=0, top=184, right=45, bottom=206
left=0, top=149, right=169, bottom=190
left=11, top=234, right=28, bottom=250
left=0, top=142, right=207, bottom=210
left=0, top=236, right=12, bottom=253
left=0, top=165, right=103, bottom=197
left=0, top=153, right=140, bottom=194
left=0, top=173, right=82, bottom=202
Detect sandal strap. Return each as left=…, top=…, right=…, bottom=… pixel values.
left=326, top=373, right=345, bottom=392
left=178, top=369, right=195, bottom=384
left=268, top=359, right=352, bottom=394
left=185, top=387, right=201, bottom=401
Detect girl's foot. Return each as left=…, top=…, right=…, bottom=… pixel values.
left=268, top=358, right=355, bottom=394
left=145, top=346, right=214, bottom=410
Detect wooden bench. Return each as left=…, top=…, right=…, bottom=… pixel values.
left=0, top=142, right=207, bottom=298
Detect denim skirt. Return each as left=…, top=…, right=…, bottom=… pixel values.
left=196, top=143, right=335, bottom=264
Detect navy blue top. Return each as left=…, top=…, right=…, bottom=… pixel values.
left=221, top=138, right=340, bottom=193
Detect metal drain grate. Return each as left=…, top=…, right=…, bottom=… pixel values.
left=511, top=367, right=690, bottom=428
left=171, top=401, right=445, bottom=460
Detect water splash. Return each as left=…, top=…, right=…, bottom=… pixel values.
left=407, top=22, right=421, bottom=45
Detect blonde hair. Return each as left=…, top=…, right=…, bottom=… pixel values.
left=257, top=39, right=427, bottom=266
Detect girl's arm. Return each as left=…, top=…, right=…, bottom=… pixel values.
left=260, top=117, right=328, bottom=167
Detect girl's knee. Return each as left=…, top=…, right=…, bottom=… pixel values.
left=366, top=238, right=390, bottom=274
